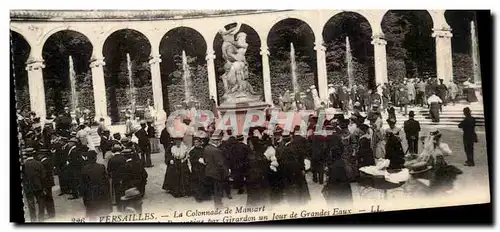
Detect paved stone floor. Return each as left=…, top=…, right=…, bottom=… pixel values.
left=23, top=126, right=490, bottom=222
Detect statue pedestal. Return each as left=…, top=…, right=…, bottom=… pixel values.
left=217, top=101, right=270, bottom=135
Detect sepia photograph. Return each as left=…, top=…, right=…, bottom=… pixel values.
left=10, top=8, right=491, bottom=223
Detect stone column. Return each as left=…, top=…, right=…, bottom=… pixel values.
left=260, top=44, right=272, bottom=105
left=89, top=57, right=110, bottom=124
left=206, top=49, right=218, bottom=105
left=314, top=40, right=328, bottom=101
left=432, top=28, right=453, bottom=85
left=26, top=60, right=46, bottom=119
left=371, top=35, right=388, bottom=94
left=149, top=54, right=167, bottom=124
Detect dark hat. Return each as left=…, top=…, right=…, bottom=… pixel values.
left=333, top=114, right=345, bottom=120
left=236, top=134, right=244, bottom=141
left=120, top=137, right=131, bottom=144
left=386, top=117, right=397, bottom=124
left=282, top=134, right=292, bottom=141
left=358, top=124, right=370, bottom=132
left=274, top=126, right=283, bottom=135
left=339, top=118, right=350, bottom=128
left=409, top=111, right=415, bottom=117
left=111, top=144, right=123, bottom=153
left=430, top=129, right=442, bottom=137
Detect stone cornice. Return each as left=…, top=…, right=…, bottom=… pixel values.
left=10, top=9, right=286, bottom=22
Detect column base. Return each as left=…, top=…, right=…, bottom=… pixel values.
left=154, top=110, right=167, bottom=137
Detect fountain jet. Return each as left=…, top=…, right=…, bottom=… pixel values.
left=68, top=55, right=78, bottom=111
left=346, top=36, right=354, bottom=90
left=290, top=43, right=299, bottom=93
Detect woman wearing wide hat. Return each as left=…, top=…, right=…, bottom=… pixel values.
left=162, top=135, right=191, bottom=198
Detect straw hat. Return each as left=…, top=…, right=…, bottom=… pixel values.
left=120, top=187, right=141, bottom=201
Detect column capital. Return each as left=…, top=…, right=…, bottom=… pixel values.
left=432, top=29, right=453, bottom=38
left=25, top=60, right=45, bottom=71
left=371, top=36, right=387, bottom=46
left=260, top=46, right=270, bottom=56
left=149, top=54, right=162, bottom=64
left=205, top=51, right=216, bottom=61
left=314, top=41, right=326, bottom=52
left=90, top=57, right=106, bottom=68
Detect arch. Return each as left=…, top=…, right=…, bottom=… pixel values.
left=39, top=25, right=92, bottom=49
left=102, top=28, right=153, bottom=124
left=381, top=10, right=436, bottom=81
left=9, top=26, right=32, bottom=49
left=161, top=26, right=208, bottom=56
left=322, top=10, right=378, bottom=36
left=267, top=18, right=317, bottom=103
left=266, top=16, right=316, bottom=42
left=212, top=23, right=263, bottom=103
left=322, top=11, right=375, bottom=89
left=11, top=30, right=32, bottom=112
left=381, top=10, right=436, bottom=31
left=101, top=26, right=152, bottom=55
left=209, top=19, right=263, bottom=46
left=41, top=29, right=94, bottom=114
left=159, top=26, right=209, bottom=113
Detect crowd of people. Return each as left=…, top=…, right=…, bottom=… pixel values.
left=19, top=80, right=480, bottom=222
left=277, top=77, right=479, bottom=123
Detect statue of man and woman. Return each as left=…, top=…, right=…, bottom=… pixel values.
left=219, top=23, right=260, bottom=104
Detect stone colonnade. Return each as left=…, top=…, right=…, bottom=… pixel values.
left=10, top=9, right=453, bottom=124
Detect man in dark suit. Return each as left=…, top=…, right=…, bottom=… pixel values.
left=202, top=132, right=229, bottom=208
left=404, top=111, right=421, bottom=155
left=311, top=130, right=328, bottom=184
left=22, top=148, right=46, bottom=222
left=36, top=149, right=55, bottom=219
left=459, top=107, right=477, bottom=166
left=67, top=137, right=88, bottom=200
left=116, top=143, right=148, bottom=198
left=230, top=134, right=250, bottom=194
left=135, top=121, right=153, bottom=168
left=80, top=151, right=112, bottom=219
left=107, top=144, right=127, bottom=210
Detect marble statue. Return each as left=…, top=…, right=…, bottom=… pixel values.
left=219, top=23, right=261, bottom=104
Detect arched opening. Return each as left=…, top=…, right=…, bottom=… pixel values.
left=42, top=30, right=93, bottom=116
left=160, top=27, right=208, bottom=114
left=11, top=30, right=31, bottom=114
left=213, top=23, right=263, bottom=103
left=382, top=10, right=435, bottom=82
left=103, top=29, right=152, bottom=124
left=267, top=18, right=316, bottom=104
left=323, top=12, right=375, bottom=90
left=445, top=10, right=478, bottom=83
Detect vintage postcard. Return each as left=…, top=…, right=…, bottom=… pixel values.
left=11, top=9, right=490, bottom=223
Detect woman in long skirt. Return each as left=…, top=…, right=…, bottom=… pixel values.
left=189, top=136, right=210, bottom=202
left=357, top=124, right=375, bottom=168
left=162, top=137, right=191, bottom=197
left=281, top=135, right=311, bottom=206
left=246, top=136, right=271, bottom=207
left=338, top=119, right=358, bottom=182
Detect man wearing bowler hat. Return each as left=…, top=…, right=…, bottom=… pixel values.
left=202, top=132, right=229, bottom=208
left=135, top=120, right=153, bottom=168
left=22, top=148, right=46, bottom=222
left=404, top=111, right=421, bottom=155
